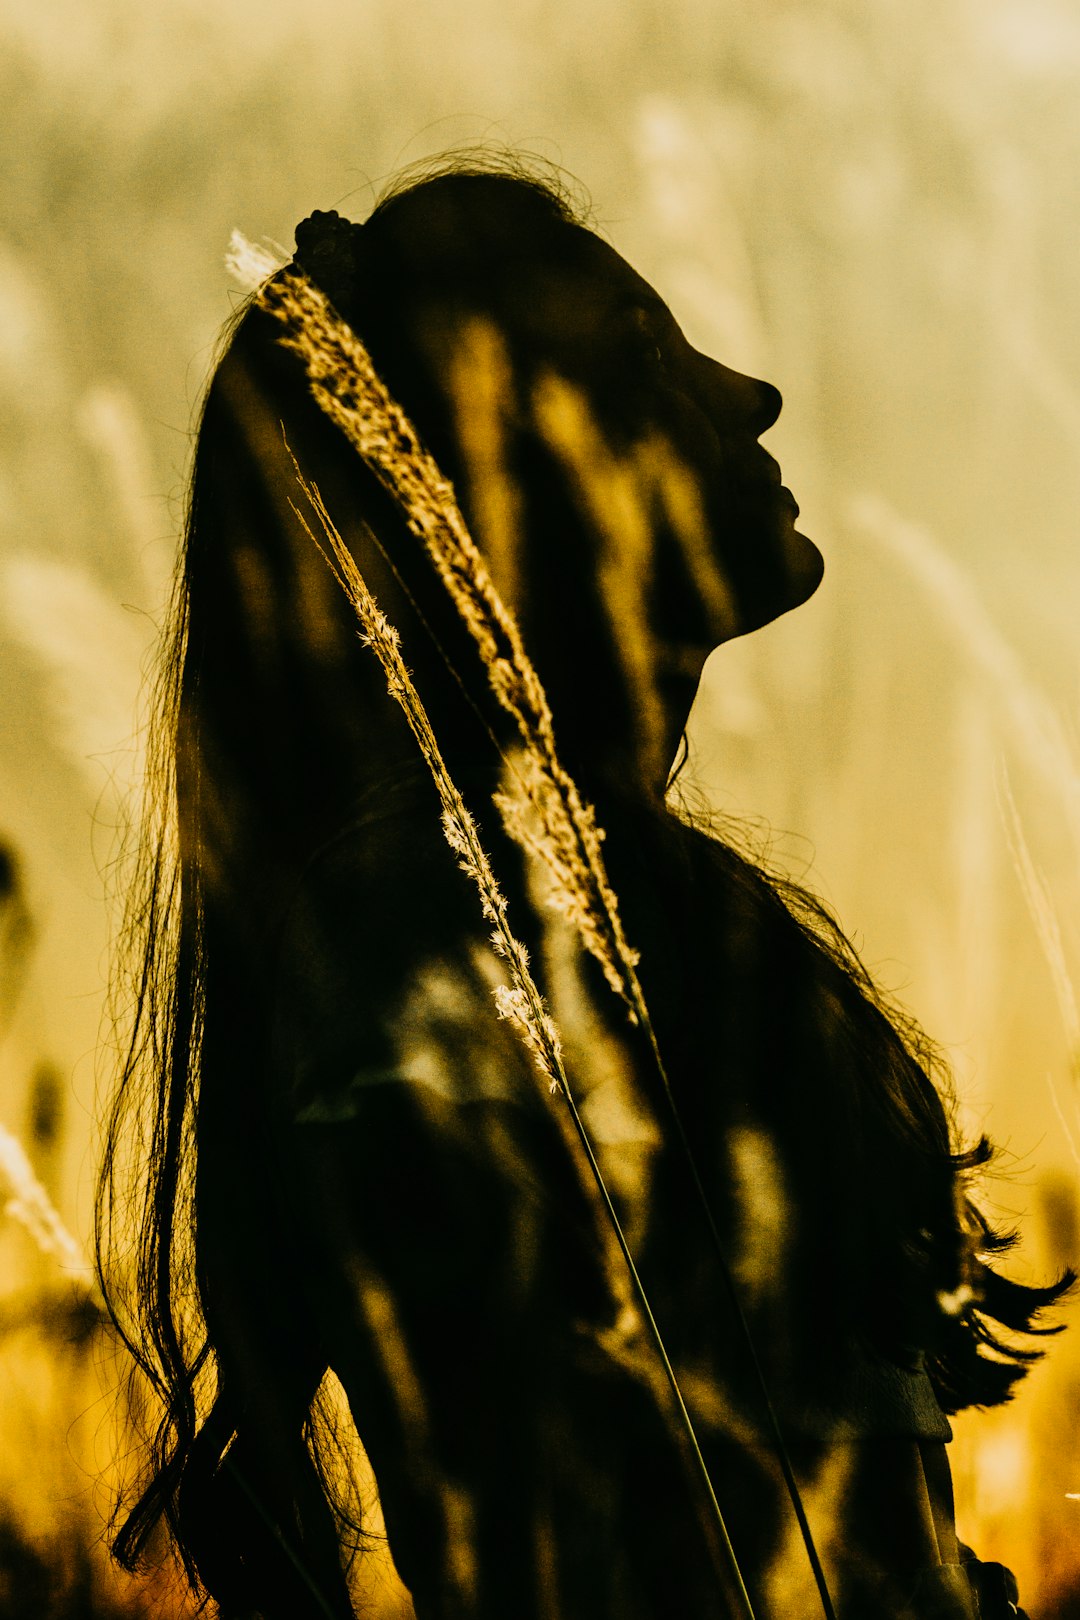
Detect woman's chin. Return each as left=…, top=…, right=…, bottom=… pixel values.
left=736, top=529, right=824, bottom=638
left=783, top=527, right=825, bottom=610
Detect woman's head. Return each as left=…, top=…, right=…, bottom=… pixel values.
left=328, top=167, right=823, bottom=726
left=181, top=162, right=822, bottom=912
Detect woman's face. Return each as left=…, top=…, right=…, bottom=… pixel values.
left=363, top=183, right=823, bottom=779
left=519, top=233, right=824, bottom=650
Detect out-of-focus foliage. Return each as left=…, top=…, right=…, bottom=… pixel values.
left=2, top=0, right=1080, bottom=1611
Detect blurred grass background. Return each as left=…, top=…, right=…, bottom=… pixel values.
left=2, top=0, right=1080, bottom=1611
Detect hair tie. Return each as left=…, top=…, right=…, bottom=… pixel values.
left=293, top=209, right=363, bottom=308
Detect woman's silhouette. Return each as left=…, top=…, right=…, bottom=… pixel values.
left=99, top=161, right=1068, bottom=1619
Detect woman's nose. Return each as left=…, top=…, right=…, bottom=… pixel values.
left=699, top=355, right=782, bottom=436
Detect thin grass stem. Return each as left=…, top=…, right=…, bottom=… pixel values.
left=290, top=467, right=756, bottom=1619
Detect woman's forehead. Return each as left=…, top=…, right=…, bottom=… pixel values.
left=372, top=190, right=670, bottom=337
left=566, top=231, right=666, bottom=311
left=512, top=231, right=671, bottom=342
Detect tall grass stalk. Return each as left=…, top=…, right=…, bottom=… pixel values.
left=0, top=553, right=149, bottom=802
left=998, top=770, right=1080, bottom=1169
left=289, top=466, right=756, bottom=1619
left=852, top=494, right=1080, bottom=1164
left=0, top=1121, right=96, bottom=1288
left=847, top=494, right=1080, bottom=850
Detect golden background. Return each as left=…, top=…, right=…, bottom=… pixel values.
left=1, top=0, right=1079, bottom=1611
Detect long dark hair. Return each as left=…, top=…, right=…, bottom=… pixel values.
left=98, top=157, right=1071, bottom=1617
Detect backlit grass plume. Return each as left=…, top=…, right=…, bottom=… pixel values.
left=257, top=264, right=642, bottom=1024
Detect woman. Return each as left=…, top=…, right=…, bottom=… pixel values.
left=99, top=160, right=1068, bottom=1619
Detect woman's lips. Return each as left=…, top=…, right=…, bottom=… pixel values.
left=738, top=477, right=800, bottom=522
left=741, top=447, right=799, bottom=518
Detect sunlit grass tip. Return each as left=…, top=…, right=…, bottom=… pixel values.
left=225, top=227, right=290, bottom=294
